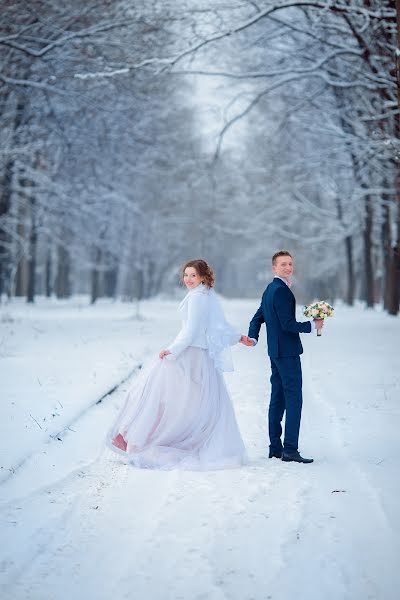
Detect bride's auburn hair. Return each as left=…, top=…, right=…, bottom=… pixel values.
left=181, top=259, right=215, bottom=288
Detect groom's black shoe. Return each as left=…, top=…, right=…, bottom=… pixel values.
left=282, top=451, right=313, bottom=464
left=269, top=450, right=283, bottom=459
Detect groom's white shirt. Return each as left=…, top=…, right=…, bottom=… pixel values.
left=251, top=276, right=314, bottom=345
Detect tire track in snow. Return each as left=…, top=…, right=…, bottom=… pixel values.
left=0, top=362, right=142, bottom=487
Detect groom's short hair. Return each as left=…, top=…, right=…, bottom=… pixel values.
left=272, top=250, right=292, bottom=265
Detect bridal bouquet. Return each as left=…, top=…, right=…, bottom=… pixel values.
left=304, top=301, right=334, bottom=336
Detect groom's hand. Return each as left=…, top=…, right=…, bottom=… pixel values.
left=240, top=335, right=255, bottom=346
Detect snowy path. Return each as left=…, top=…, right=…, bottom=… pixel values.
left=1, top=299, right=399, bottom=600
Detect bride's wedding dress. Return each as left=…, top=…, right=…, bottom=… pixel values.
left=106, top=284, right=247, bottom=470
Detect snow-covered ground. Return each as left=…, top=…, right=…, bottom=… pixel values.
left=1, top=295, right=399, bottom=600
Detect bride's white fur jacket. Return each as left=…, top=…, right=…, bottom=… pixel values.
left=167, top=283, right=240, bottom=371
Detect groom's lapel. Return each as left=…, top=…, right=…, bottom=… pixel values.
left=273, top=277, right=287, bottom=290
left=273, top=277, right=295, bottom=299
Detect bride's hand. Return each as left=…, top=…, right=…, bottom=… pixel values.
left=240, top=335, right=255, bottom=347
left=159, top=349, right=171, bottom=359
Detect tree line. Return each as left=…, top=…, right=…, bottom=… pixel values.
left=0, top=1, right=399, bottom=313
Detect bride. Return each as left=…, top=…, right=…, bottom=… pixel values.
left=107, top=259, right=248, bottom=470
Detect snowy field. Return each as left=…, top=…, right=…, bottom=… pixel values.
left=1, top=295, right=399, bottom=600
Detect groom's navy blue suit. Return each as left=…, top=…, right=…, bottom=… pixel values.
left=248, top=277, right=311, bottom=455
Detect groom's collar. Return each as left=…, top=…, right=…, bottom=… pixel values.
left=274, top=275, right=292, bottom=288
left=274, top=275, right=289, bottom=286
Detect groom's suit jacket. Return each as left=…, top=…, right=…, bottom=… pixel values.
left=248, top=277, right=311, bottom=358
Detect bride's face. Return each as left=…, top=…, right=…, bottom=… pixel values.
left=183, top=267, right=203, bottom=289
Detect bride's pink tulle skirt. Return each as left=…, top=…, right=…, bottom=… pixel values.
left=106, top=347, right=247, bottom=470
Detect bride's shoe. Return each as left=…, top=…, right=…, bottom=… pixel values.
left=112, top=433, right=127, bottom=452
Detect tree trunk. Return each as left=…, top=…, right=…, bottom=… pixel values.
left=0, top=174, right=12, bottom=296
left=45, top=247, right=52, bottom=297
left=134, top=267, right=144, bottom=301
left=15, top=255, right=28, bottom=297
left=55, top=244, right=71, bottom=298
left=90, top=248, right=102, bottom=304
left=335, top=195, right=354, bottom=305
left=386, top=245, right=400, bottom=315
left=390, top=0, right=400, bottom=314
left=104, top=263, right=118, bottom=298
left=27, top=199, right=37, bottom=303
left=15, top=201, right=28, bottom=297
left=0, top=96, right=25, bottom=296
left=382, top=203, right=391, bottom=309
left=363, top=196, right=374, bottom=307
left=344, top=235, right=354, bottom=305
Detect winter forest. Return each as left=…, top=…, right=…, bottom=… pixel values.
left=2, top=3, right=400, bottom=599
left=1, top=0, right=399, bottom=311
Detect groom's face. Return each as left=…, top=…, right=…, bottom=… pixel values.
left=272, top=255, right=293, bottom=279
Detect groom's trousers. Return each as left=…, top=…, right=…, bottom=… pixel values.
left=269, top=356, right=303, bottom=454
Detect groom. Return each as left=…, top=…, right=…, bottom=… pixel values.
left=245, top=251, right=323, bottom=463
